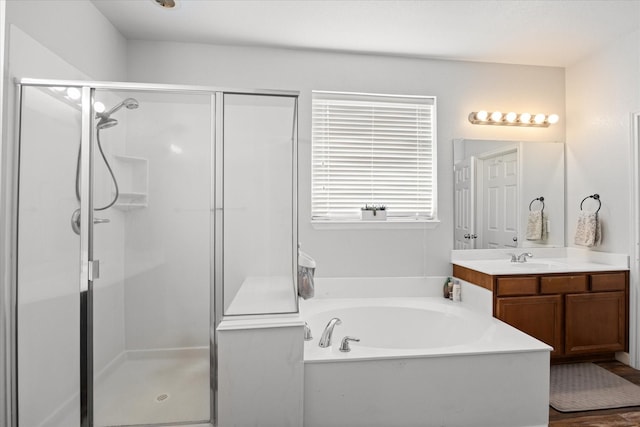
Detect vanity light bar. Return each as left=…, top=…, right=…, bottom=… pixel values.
left=468, top=111, right=559, bottom=127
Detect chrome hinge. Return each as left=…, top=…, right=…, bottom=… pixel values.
left=88, top=260, right=100, bottom=281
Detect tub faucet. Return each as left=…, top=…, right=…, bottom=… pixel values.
left=517, top=252, right=533, bottom=263
left=319, top=317, right=342, bottom=348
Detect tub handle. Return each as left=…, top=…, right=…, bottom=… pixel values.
left=339, top=336, right=360, bottom=352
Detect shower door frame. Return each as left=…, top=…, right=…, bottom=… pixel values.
left=8, top=78, right=300, bottom=427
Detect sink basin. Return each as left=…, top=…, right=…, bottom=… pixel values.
left=510, top=262, right=567, bottom=270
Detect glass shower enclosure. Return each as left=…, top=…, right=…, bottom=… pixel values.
left=10, top=80, right=298, bottom=427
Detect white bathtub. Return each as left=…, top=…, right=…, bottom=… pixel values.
left=302, top=292, right=551, bottom=427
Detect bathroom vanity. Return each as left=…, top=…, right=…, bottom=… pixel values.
left=452, top=252, right=629, bottom=361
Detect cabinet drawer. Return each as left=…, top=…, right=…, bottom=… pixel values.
left=496, top=277, right=538, bottom=296
left=540, top=275, right=587, bottom=294
left=591, top=272, right=627, bottom=291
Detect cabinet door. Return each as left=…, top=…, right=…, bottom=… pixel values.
left=565, top=291, right=626, bottom=355
left=496, top=295, right=563, bottom=357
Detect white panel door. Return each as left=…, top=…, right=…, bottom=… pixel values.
left=454, top=158, right=476, bottom=249
left=483, top=151, right=518, bottom=248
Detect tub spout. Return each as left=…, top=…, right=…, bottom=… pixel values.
left=319, top=317, right=342, bottom=348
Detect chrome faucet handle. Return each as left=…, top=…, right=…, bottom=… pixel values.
left=508, top=253, right=518, bottom=263
left=339, top=336, right=360, bottom=352
left=517, top=252, right=533, bottom=263
left=303, top=322, right=313, bottom=341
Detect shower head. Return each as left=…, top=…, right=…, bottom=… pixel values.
left=96, top=97, right=140, bottom=122
left=97, top=117, right=118, bottom=130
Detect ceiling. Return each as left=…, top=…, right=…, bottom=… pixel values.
left=92, top=0, right=640, bottom=68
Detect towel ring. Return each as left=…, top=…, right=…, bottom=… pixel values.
left=529, top=196, right=545, bottom=213
left=580, top=194, right=601, bottom=214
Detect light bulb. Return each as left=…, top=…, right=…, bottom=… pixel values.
left=534, top=113, right=546, bottom=124
left=547, top=114, right=559, bottom=124
left=519, top=113, right=531, bottom=123
left=475, top=111, right=488, bottom=121
left=490, top=111, right=503, bottom=122
left=66, top=87, right=81, bottom=100
left=94, top=101, right=106, bottom=114
left=505, top=112, right=517, bottom=123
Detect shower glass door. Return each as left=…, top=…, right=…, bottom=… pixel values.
left=17, top=84, right=83, bottom=427
left=90, top=89, right=213, bottom=426
left=16, top=83, right=214, bottom=427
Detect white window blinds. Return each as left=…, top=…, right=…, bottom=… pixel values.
left=312, top=91, right=436, bottom=221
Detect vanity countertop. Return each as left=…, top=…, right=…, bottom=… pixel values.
left=451, top=248, right=629, bottom=276
left=452, top=258, right=628, bottom=275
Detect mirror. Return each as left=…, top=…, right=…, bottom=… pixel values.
left=453, top=138, right=565, bottom=249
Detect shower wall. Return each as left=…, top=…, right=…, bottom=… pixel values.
left=120, top=96, right=211, bottom=350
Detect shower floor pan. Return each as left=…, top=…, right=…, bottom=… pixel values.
left=94, top=347, right=211, bottom=426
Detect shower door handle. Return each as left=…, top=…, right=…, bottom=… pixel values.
left=71, top=209, right=111, bottom=235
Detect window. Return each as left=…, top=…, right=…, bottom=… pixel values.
left=311, top=91, right=437, bottom=222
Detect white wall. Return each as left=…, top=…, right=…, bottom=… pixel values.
left=566, top=28, right=640, bottom=368
left=127, top=41, right=566, bottom=277
left=4, top=0, right=127, bottom=82
left=566, top=29, right=640, bottom=254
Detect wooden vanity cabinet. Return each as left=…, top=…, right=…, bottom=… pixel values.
left=496, top=294, right=563, bottom=357
left=453, top=266, right=629, bottom=361
left=565, top=291, right=626, bottom=355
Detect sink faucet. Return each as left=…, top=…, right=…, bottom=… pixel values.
left=319, top=317, right=342, bottom=348
left=517, top=252, right=533, bottom=263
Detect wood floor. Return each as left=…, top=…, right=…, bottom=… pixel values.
left=549, top=361, right=640, bottom=426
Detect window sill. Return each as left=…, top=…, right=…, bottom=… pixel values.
left=311, top=219, right=440, bottom=230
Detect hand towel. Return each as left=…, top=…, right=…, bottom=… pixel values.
left=526, top=210, right=544, bottom=240
left=574, top=211, right=601, bottom=247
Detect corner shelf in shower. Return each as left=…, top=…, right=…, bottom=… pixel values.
left=113, top=155, right=148, bottom=211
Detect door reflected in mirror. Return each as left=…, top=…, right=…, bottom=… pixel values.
left=453, top=139, right=565, bottom=250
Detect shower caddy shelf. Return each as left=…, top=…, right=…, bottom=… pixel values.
left=112, top=154, right=148, bottom=211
